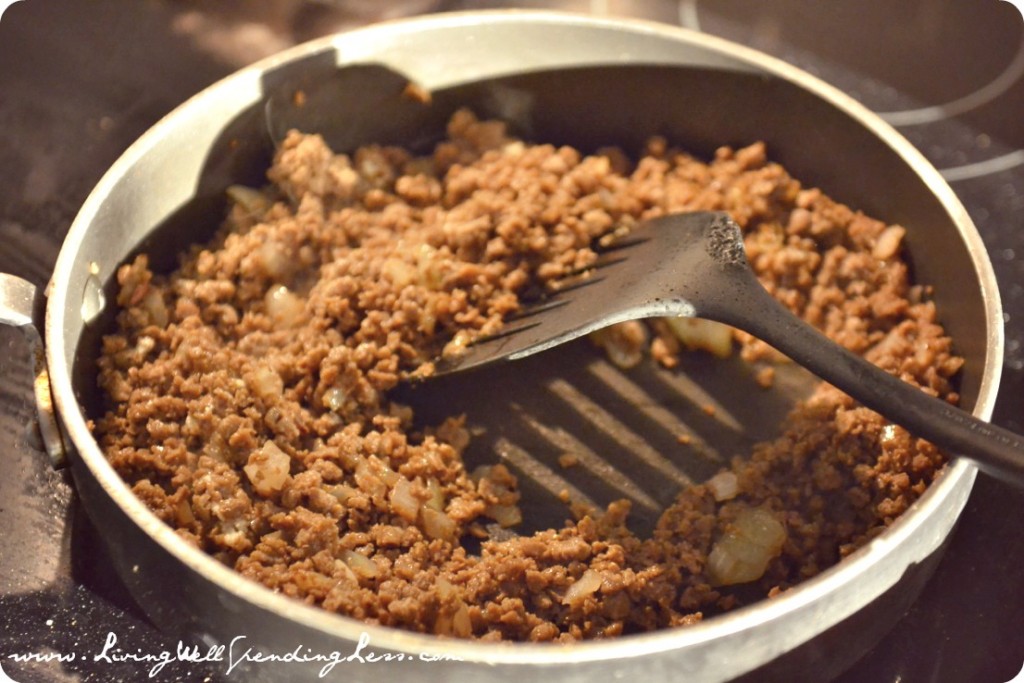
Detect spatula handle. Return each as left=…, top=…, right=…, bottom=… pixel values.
left=705, top=265, right=1022, bottom=486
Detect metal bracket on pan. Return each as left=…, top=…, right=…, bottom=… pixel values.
left=0, top=272, right=69, bottom=468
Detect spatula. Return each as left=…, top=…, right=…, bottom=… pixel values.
left=430, top=211, right=1024, bottom=485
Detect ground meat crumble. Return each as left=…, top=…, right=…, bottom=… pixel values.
left=94, top=109, right=963, bottom=642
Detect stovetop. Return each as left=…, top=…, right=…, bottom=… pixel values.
left=1, top=1, right=1022, bottom=681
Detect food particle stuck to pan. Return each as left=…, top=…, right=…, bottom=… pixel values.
left=94, top=109, right=960, bottom=641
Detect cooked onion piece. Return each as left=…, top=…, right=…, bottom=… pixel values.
left=243, top=441, right=291, bottom=497
left=706, top=507, right=787, bottom=587
left=665, top=317, right=734, bottom=358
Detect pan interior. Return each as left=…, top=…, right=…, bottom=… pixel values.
left=71, top=62, right=983, bottom=540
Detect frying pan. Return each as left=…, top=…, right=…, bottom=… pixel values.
left=0, top=11, right=1004, bottom=683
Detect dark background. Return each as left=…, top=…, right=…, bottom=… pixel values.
left=1, top=1, right=1022, bottom=681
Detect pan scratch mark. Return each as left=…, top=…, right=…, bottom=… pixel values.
left=515, top=406, right=662, bottom=511
left=493, top=436, right=597, bottom=512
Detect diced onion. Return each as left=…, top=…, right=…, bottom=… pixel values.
left=485, top=504, right=522, bottom=528
left=452, top=602, right=472, bottom=637
left=226, top=184, right=269, bottom=214
left=354, top=460, right=387, bottom=501
left=873, top=226, right=905, bottom=260
left=416, top=245, right=445, bottom=290
left=706, top=507, right=786, bottom=587
left=665, top=317, right=733, bottom=358
left=562, top=569, right=602, bottom=606
left=321, top=387, right=347, bottom=413
left=342, top=550, right=380, bottom=579
left=590, top=321, right=648, bottom=369
left=141, top=287, right=168, bottom=328
left=265, top=285, right=304, bottom=328
left=327, top=484, right=357, bottom=503
left=706, top=471, right=739, bottom=502
left=248, top=364, right=283, bottom=402
left=389, top=477, right=420, bottom=523
left=368, top=456, right=399, bottom=486
left=880, top=424, right=898, bottom=445
left=442, top=329, right=473, bottom=359
left=257, top=241, right=292, bottom=280
left=174, top=498, right=195, bottom=526
left=243, top=441, right=291, bottom=497
left=421, top=506, right=457, bottom=542
left=381, top=257, right=416, bottom=289
left=425, top=478, right=446, bottom=512
left=434, top=600, right=472, bottom=638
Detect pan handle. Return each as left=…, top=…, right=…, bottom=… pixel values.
left=0, top=273, right=68, bottom=468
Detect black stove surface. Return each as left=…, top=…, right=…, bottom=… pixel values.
left=1, top=1, right=1022, bottom=681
